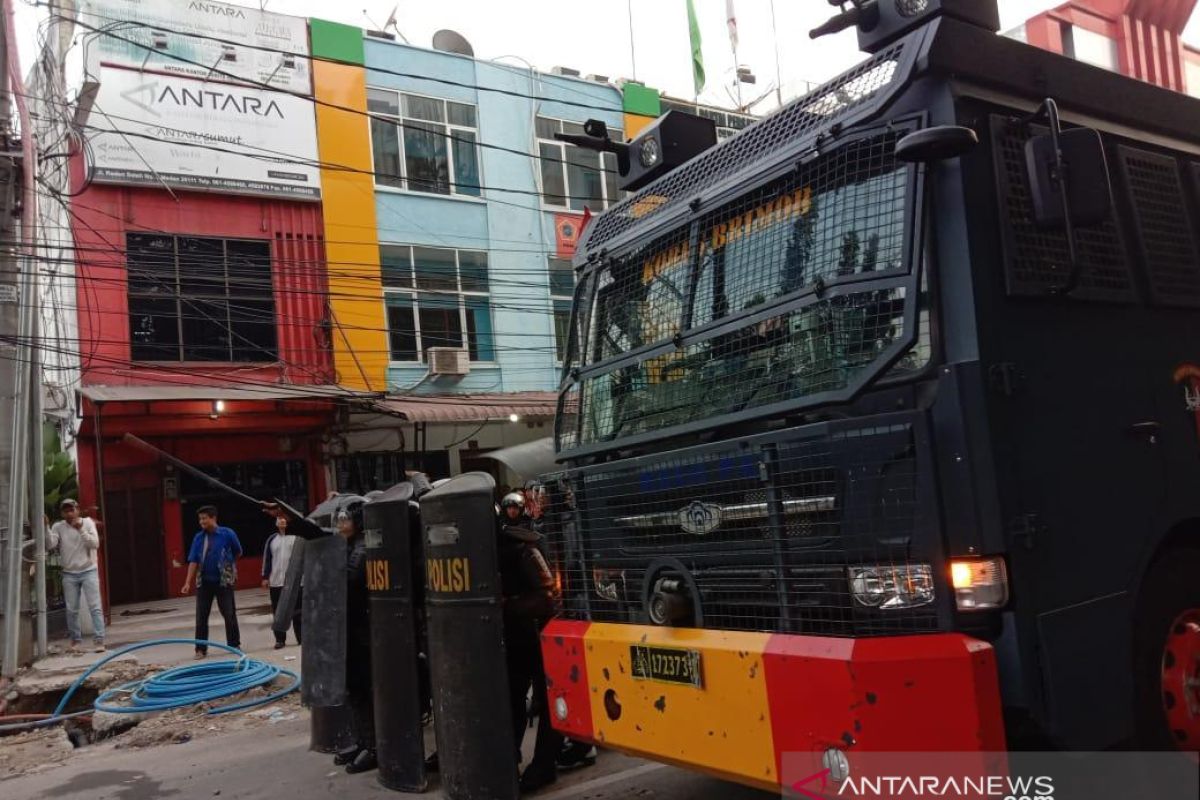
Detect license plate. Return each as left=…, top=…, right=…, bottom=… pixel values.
left=629, top=645, right=704, bottom=688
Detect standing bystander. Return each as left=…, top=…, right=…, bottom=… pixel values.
left=261, top=515, right=302, bottom=649
left=48, top=499, right=105, bottom=652
left=181, top=505, right=242, bottom=659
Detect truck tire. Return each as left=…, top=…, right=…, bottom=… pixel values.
left=1135, top=545, right=1200, bottom=751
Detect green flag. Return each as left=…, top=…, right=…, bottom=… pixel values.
left=687, top=0, right=705, bottom=96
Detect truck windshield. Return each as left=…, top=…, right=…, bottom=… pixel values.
left=563, top=131, right=919, bottom=449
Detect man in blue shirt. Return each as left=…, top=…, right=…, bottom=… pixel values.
left=181, top=505, right=243, bottom=659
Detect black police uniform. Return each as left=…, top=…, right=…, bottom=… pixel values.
left=497, top=521, right=562, bottom=791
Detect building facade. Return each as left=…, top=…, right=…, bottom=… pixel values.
left=309, top=20, right=625, bottom=488
left=70, top=1, right=343, bottom=605
left=1011, top=0, right=1200, bottom=95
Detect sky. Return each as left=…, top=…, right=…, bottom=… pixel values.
left=13, top=0, right=1200, bottom=112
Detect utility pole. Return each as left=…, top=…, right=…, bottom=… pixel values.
left=0, top=0, right=18, bottom=675
left=2, top=0, right=40, bottom=677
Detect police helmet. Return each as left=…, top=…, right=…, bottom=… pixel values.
left=500, top=492, right=525, bottom=510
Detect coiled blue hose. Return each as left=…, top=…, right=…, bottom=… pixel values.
left=51, top=638, right=299, bottom=718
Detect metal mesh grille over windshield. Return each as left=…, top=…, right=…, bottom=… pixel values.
left=585, top=44, right=907, bottom=249
left=571, top=132, right=912, bottom=450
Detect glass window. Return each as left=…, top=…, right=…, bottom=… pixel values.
left=418, top=294, right=463, bottom=353
left=539, top=142, right=567, bottom=206
left=380, top=245, right=413, bottom=288
left=537, top=117, right=623, bottom=211
left=403, top=93, right=444, bottom=122
left=381, top=245, right=492, bottom=362
left=368, top=88, right=480, bottom=197
left=458, top=251, right=489, bottom=291
left=126, top=234, right=277, bottom=363
left=548, top=257, right=575, bottom=298
left=367, top=88, right=400, bottom=116
left=566, top=146, right=603, bottom=212
left=451, top=129, right=481, bottom=196
left=386, top=297, right=417, bottom=361
left=465, top=296, right=494, bottom=361
left=447, top=101, right=476, bottom=127
left=404, top=121, right=450, bottom=195
left=553, top=299, right=573, bottom=362
left=413, top=247, right=459, bottom=291
left=370, top=117, right=403, bottom=188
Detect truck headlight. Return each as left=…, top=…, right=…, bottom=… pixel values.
left=847, top=564, right=935, bottom=609
left=950, top=557, right=1009, bottom=610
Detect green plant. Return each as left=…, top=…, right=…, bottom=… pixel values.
left=43, top=422, right=78, bottom=520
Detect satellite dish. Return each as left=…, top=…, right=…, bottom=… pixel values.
left=433, top=29, right=474, bottom=57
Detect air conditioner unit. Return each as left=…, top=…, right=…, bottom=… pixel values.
left=428, top=347, right=470, bottom=376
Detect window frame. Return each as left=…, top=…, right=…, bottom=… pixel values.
left=367, top=87, right=483, bottom=199
left=547, top=256, right=576, bottom=363
left=381, top=243, right=495, bottom=364
left=536, top=116, right=624, bottom=212
left=126, top=233, right=278, bottom=364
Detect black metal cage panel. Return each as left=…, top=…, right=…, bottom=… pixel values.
left=539, top=413, right=945, bottom=638
left=989, top=115, right=1135, bottom=301
left=560, top=131, right=920, bottom=453
left=584, top=43, right=910, bottom=251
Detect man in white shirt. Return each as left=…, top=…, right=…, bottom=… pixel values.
left=48, top=499, right=105, bottom=652
left=261, top=515, right=301, bottom=649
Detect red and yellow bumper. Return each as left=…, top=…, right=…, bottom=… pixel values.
left=541, top=621, right=1005, bottom=792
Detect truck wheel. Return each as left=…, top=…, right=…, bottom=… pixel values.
left=1136, top=546, right=1200, bottom=751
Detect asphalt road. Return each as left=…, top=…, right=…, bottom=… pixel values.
left=1, top=714, right=775, bottom=800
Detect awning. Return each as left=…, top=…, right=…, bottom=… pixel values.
left=479, top=437, right=558, bottom=481
left=377, top=392, right=559, bottom=422
left=81, top=385, right=381, bottom=404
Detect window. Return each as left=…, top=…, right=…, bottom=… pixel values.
left=368, top=88, right=481, bottom=197
left=1061, top=23, right=1118, bottom=71
left=536, top=117, right=623, bottom=211
left=126, top=233, right=276, bottom=362
left=382, top=245, right=494, bottom=362
left=548, top=257, right=576, bottom=361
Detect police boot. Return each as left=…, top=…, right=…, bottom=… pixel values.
left=333, top=745, right=362, bottom=766
left=519, top=763, right=557, bottom=794
left=345, top=748, right=378, bottom=774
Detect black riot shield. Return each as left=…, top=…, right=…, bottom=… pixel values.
left=364, top=481, right=427, bottom=792
left=301, top=534, right=347, bottom=707
left=421, top=473, right=518, bottom=800
left=310, top=704, right=357, bottom=753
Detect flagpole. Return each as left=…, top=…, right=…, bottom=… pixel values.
left=628, top=0, right=638, bottom=80
left=770, top=0, right=784, bottom=106
left=727, top=0, right=741, bottom=111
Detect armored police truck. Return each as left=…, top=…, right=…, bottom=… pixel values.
left=536, top=0, right=1200, bottom=792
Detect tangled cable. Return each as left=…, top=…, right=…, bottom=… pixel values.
left=59, top=638, right=299, bottom=718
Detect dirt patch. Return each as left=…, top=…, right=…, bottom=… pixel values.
left=1, top=670, right=303, bottom=781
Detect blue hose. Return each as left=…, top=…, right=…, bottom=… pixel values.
left=50, top=638, right=299, bottom=719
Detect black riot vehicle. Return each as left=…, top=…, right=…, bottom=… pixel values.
left=534, top=1, right=1200, bottom=793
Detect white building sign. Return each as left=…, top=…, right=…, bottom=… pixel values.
left=79, top=0, right=312, bottom=94
left=89, top=67, right=321, bottom=200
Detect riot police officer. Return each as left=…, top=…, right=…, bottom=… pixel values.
left=497, top=502, right=562, bottom=793
left=333, top=500, right=378, bottom=774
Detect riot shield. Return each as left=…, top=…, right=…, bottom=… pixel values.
left=421, top=473, right=518, bottom=800
left=364, top=481, right=427, bottom=792
left=301, top=533, right=347, bottom=707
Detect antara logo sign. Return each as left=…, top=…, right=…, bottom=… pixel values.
left=119, top=81, right=285, bottom=119
left=188, top=1, right=246, bottom=18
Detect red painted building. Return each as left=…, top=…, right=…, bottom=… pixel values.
left=1016, top=0, right=1200, bottom=95
left=71, top=183, right=344, bottom=606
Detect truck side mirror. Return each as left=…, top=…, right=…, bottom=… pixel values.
left=1024, top=126, right=1113, bottom=227
left=895, top=125, right=978, bottom=163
